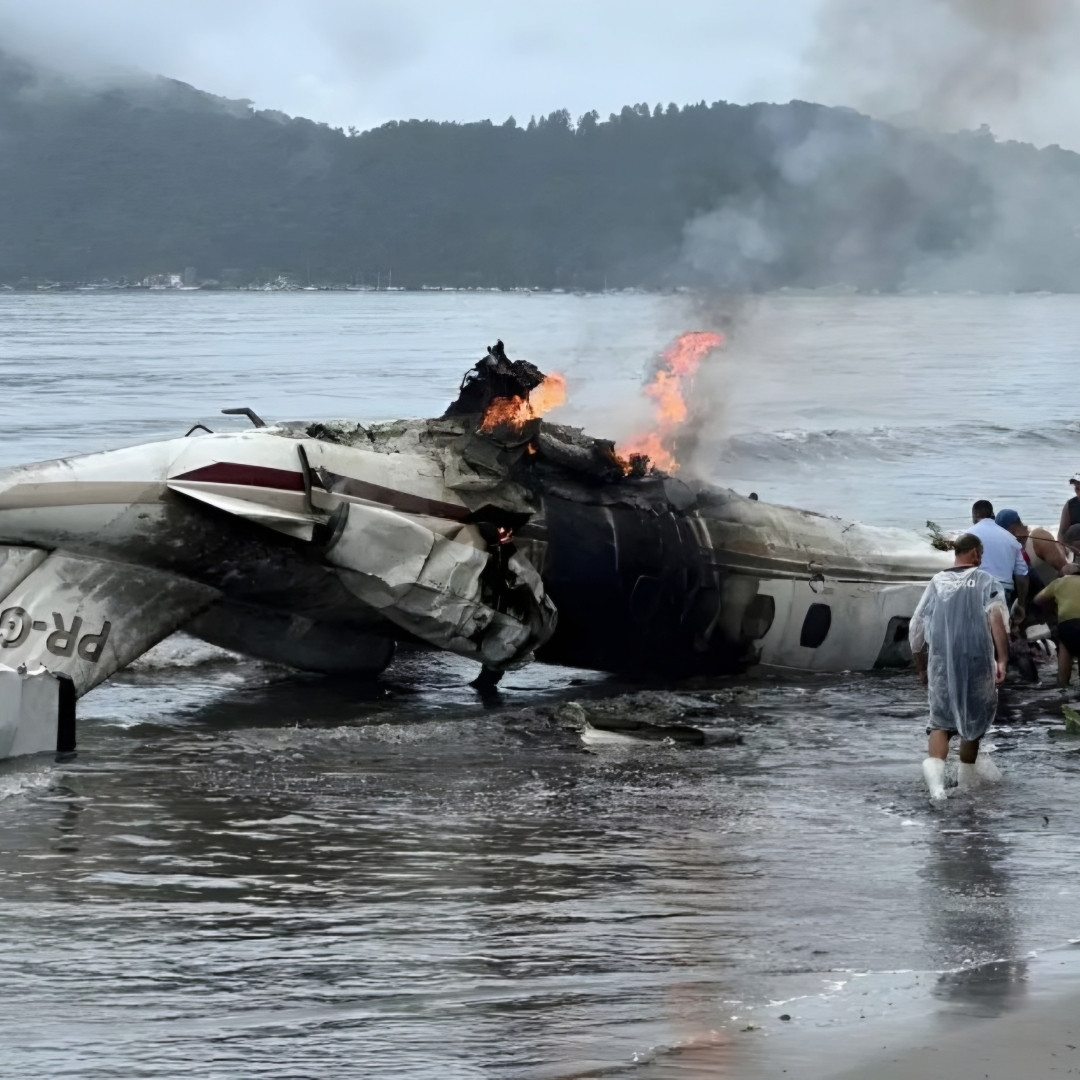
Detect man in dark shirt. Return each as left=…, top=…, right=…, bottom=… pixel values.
left=1057, top=474, right=1080, bottom=542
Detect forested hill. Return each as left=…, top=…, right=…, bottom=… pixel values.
left=2, top=50, right=1080, bottom=292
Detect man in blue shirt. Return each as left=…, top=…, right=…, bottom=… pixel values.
left=967, top=500, right=1028, bottom=624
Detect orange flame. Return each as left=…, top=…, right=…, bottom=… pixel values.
left=616, top=331, right=724, bottom=473
left=479, top=372, right=567, bottom=433
left=527, top=371, right=568, bottom=414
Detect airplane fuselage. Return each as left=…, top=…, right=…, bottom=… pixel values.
left=0, top=424, right=950, bottom=692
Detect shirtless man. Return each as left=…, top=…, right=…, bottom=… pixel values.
left=995, top=509, right=1071, bottom=587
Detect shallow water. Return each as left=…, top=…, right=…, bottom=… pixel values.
left=2, top=292, right=1080, bottom=1077
left=4, top=650, right=1080, bottom=1078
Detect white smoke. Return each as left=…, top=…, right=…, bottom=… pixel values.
left=804, top=0, right=1080, bottom=150
left=679, top=1, right=1080, bottom=296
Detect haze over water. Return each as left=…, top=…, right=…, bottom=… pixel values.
left=2, top=291, right=1080, bottom=1077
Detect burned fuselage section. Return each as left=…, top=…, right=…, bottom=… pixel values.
left=475, top=434, right=947, bottom=678
left=299, top=344, right=949, bottom=678
left=529, top=478, right=728, bottom=675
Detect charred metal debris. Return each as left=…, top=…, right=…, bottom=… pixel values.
left=298, top=342, right=736, bottom=677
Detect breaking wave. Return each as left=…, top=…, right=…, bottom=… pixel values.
left=128, top=632, right=246, bottom=670
left=713, top=421, right=1070, bottom=468
left=0, top=761, right=55, bottom=801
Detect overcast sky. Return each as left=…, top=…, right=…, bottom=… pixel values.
left=0, top=0, right=1077, bottom=148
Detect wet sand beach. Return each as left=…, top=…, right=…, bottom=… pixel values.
left=758, top=948, right=1080, bottom=1080
left=4, top=639, right=1080, bottom=1077
left=838, top=993, right=1080, bottom=1079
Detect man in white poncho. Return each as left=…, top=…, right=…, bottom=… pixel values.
left=909, top=532, right=1010, bottom=802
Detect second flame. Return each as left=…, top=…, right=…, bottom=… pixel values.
left=616, top=331, right=724, bottom=473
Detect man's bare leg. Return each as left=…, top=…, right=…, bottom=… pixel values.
left=928, top=730, right=951, bottom=760
left=958, top=735, right=1002, bottom=788
left=958, top=738, right=979, bottom=764
left=1058, top=643, right=1074, bottom=688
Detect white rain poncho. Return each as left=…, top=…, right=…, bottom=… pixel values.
left=909, top=566, right=1008, bottom=741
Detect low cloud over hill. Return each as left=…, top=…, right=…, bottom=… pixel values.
left=1, top=51, right=1079, bottom=292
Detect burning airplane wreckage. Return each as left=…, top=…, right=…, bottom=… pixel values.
left=0, top=335, right=949, bottom=758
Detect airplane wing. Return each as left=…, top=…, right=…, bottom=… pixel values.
left=0, top=547, right=220, bottom=696
left=0, top=545, right=48, bottom=597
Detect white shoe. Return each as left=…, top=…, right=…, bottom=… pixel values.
left=974, top=753, right=1002, bottom=783
left=958, top=755, right=1002, bottom=792
left=922, top=758, right=948, bottom=802
left=957, top=761, right=978, bottom=793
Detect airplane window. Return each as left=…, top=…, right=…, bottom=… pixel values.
left=741, top=594, right=776, bottom=640
left=800, top=603, right=832, bottom=648
left=874, top=616, right=912, bottom=668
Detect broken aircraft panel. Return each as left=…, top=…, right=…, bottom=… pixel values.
left=0, top=662, right=75, bottom=759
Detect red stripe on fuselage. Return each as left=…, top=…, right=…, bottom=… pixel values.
left=173, top=462, right=473, bottom=523
left=321, top=472, right=472, bottom=522
left=172, top=463, right=306, bottom=491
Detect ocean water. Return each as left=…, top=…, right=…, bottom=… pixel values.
left=2, top=291, right=1080, bottom=1078
left=4, top=290, right=1078, bottom=530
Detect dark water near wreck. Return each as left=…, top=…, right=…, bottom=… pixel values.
left=3, top=292, right=1080, bottom=1077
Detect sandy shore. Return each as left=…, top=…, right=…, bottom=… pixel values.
left=721, top=949, right=1080, bottom=1079
left=833, top=991, right=1080, bottom=1078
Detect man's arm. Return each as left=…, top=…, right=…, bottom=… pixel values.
left=908, top=583, right=934, bottom=687
left=1032, top=528, right=1069, bottom=572
left=913, top=646, right=928, bottom=686
left=1060, top=505, right=1072, bottom=543
left=990, top=607, right=1009, bottom=684
left=1011, top=538, right=1029, bottom=624
left=1012, top=573, right=1029, bottom=625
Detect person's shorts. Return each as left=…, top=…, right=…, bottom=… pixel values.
left=926, top=724, right=959, bottom=737
left=1058, top=618, right=1080, bottom=655
left=925, top=724, right=987, bottom=740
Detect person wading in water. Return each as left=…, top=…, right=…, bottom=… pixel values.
left=910, top=532, right=1010, bottom=803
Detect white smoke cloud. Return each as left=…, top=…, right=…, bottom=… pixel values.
left=677, top=3, right=1080, bottom=297
left=682, top=202, right=782, bottom=285
left=804, top=0, right=1080, bottom=149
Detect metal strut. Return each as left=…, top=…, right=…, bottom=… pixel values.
left=221, top=407, right=266, bottom=428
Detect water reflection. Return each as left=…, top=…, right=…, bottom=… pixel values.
left=52, top=789, right=85, bottom=854
left=922, top=802, right=1027, bottom=1017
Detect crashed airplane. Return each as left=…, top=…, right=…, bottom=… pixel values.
left=0, top=341, right=949, bottom=756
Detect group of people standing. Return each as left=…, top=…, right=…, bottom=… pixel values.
left=911, top=475, right=1080, bottom=802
